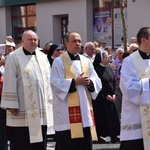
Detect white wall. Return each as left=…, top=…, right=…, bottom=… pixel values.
left=36, top=0, right=92, bottom=48
left=0, top=6, right=13, bottom=44
left=0, top=7, right=7, bottom=43
left=127, top=0, right=150, bottom=40
left=5, top=6, right=12, bottom=36
left=86, top=0, right=94, bottom=42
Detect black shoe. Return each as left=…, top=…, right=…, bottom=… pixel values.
left=115, top=137, right=120, bottom=142
left=98, top=137, right=106, bottom=143
left=93, top=137, right=106, bottom=144
left=110, top=139, right=116, bottom=143
left=110, top=137, right=120, bottom=143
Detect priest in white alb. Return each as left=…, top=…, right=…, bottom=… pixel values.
left=50, top=32, right=102, bottom=150
left=120, top=27, right=150, bottom=150
left=0, top=30, right=53, bottom=150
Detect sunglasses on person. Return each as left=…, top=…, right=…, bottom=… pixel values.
left=56, top=49, right=64, bottom=51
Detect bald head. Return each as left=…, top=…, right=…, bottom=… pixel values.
left=84, top=42, right=95, bottom=57
left=128, top=43, right=139, bottom=53
left=22, top=30, right=39, bottom=52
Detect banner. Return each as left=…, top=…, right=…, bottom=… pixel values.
left=113, top=8, right=127, bottom=48
left=93, top=9, right=112, bottom=46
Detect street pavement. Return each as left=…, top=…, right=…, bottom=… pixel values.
left=47, top=141, right=120, bottom=150
left=8, top=139, right=120, bottom=150
left=47, top=136, right=120, bottom=150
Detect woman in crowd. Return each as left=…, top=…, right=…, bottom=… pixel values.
left=93, top=51, right=120, bottom=143
left=47, top=43, right=64, bottom=66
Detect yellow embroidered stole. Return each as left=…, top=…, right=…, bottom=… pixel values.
left=61, top=51, right=97, bottom=140
left=131, top=51, right=150, bottom=150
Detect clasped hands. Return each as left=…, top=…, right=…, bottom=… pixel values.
left=7, top=73, right=89, bottom=115
left=75, top=73, right=90, bottom=86
left=106, top=95, right=116, bottom=102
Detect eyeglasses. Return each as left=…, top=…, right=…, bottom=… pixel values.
left=87, top=47, right=96, bottom=51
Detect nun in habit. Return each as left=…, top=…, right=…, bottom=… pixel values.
left=47, top=43, right=64, bottom=67
left=93, top=51, right=120, bottom=143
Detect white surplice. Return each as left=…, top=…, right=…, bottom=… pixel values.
left=120, top=52, right=150, bottom=141
left=50, top=52, right=102, bottom=131
left=0, top=47, right=53, bottom=142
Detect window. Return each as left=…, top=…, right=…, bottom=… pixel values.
left=93, top=0, right=127, bottom=8
left=94, top=0, right=112, bottom=8
left=113, top=0, right=127, bottom=6
left=11, top=4, right=36, bottom=41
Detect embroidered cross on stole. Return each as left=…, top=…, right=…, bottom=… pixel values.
left=61, top=51, right=97, bottom=140
left=131, top=51, right=150, bottom=150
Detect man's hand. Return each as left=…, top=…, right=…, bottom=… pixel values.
left=7, top=108, right=19, bottom=115
left=75, top=73, right=90, bottom=86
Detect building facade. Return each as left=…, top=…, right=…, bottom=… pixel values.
left=0, top=0, right=149, bottom=48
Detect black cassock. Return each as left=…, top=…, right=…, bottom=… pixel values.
left=93, top=65, right=120, bottom=141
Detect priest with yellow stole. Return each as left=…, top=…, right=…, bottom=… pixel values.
left=50, top=31, right=102, bottom=150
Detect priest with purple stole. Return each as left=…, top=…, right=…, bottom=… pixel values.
left=50, top=32, right=102, bottom=150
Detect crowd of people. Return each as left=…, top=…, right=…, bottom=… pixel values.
left=0, top=27, right=149, bottom=150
